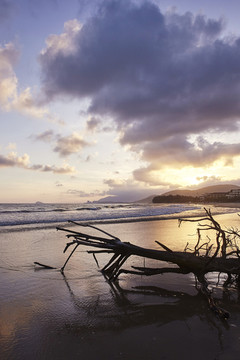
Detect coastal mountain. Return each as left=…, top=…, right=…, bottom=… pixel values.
left=161, top=184, right=240, bottom=197
left=134, top=195, right=158, bottom=203
left=96, top=184, right=240, bottom=203
left=137, top=184, right=240, bottom=203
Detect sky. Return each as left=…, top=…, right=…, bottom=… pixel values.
left=1, top=0, right=240, bottom=203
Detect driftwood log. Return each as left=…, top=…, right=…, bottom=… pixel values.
left=35, top=208, right=240, bottom=319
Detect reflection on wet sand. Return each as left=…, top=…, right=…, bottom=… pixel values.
left=2, top=216, right=240, bottom=359
left=1, top=266, right=240, bottom=360
left=58, top=271, right=240, bottom=359
left=62, top=271, right=233, bottom=329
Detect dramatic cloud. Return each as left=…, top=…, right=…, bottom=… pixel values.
left=31, top=130, right=91, bottom=158
left=137, top=135, right=240, bottom=168
left=196, top=175, right=221, bottom=182
left=0, top=42, right=54, bottom=120
left=12, top=87, right=49, bottom=118
left=0, top=152, right=29, bottom=168
left=0, top=151, right=75, bottom=174
left=86, top=116, right=101, bottom=132
left=0, top=43, right=47, bottom=117
left=39, top=164, right=75, bottom=174
left=41, top=19, right=82, bottom=59
left=54, top=132, right=89, bottom=157
left=39, top=0, right=240, bottom=183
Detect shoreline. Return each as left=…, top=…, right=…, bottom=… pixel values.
left=210, top=201, right=240, bottom=208
left=1, top=202, right=240, bottom=233
left=1, top=211, right=240, bottom=359
left=0, top=205, right=240, bottom=233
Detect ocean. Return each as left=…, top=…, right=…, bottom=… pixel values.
left=0, top=201, right=239, bottom=230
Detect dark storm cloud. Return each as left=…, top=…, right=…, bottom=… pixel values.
left=138, top=135, right=240, bottom=167
left=39, top=0, right=240, bottom=174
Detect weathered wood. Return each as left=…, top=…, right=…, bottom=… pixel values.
left=36, top=209, right=240, bottom=319
left=56, top=227, right=240, bottom=277
left=34, top=262, right=57, bottom=269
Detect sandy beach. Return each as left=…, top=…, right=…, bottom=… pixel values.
left=2, top=0, right=240, bottom=358
left=1, top=211, right=240, bottom=360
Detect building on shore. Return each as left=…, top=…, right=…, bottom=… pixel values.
left=153, top=188, right=240, bottom=204
left=226, top=189, right=240, bottom=199
left=201, top=188, right=240, bottom=202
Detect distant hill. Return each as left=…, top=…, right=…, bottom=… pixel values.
left=161, top=184, right=240, bottom=197
left=134, top=195, right=158, bottom=203
left=97, top=184, right=240, bottom=204
left=136, top=184, right=240, bottom=203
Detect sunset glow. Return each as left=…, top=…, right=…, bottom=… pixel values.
left=1, top=0, right=240, bottom=203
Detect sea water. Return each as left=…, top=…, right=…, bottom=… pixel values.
left=0, top=202, right=238, bottom=229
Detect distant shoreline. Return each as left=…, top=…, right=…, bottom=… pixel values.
left=209, top=202, right=240, bottom=208
left=150, top=201, right=240, bottom=209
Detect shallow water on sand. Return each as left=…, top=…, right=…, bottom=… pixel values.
left=1, top=214, right=240, bottom=359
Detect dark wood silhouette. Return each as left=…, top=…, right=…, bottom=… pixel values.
left=35, top=208, right=240, bottom=319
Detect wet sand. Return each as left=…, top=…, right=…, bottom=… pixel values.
left=211, top=202, right=240, bottom=209
left=1, top=212, right=240, bottom=359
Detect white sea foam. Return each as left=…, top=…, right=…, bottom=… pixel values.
left=0, top=202, right=239, bottom=230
